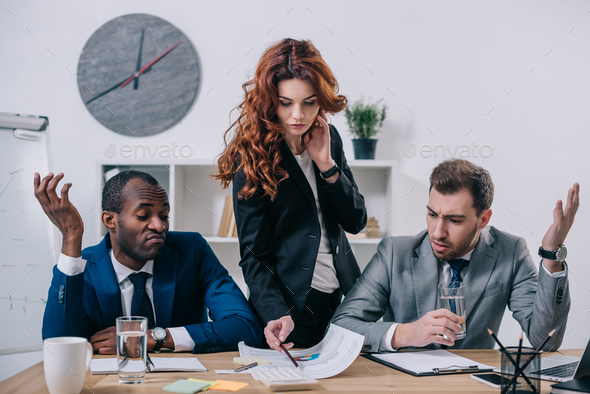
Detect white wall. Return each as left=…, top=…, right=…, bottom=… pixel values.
left=1, top=0, right=588, bottom=373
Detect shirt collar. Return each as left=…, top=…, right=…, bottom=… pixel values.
left=440, top=249, right=474, bottom=264
left=293, top=149, right=310, bottom=161
left=109, top=249, right=154, bottom=284
left=459, top=249, right=474, bottom=262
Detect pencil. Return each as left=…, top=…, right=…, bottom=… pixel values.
left=502, top=329, right=555, bottom=394
left=279, top=344, right=299, bottom=369
left=487, top=328, right=536, bottom=393
left=513, top=332, right=523, bottom=392
left=487, top=328, right=518, bottom=366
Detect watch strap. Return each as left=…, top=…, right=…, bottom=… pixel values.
left=153, top=339, right=164, bottom=352
left=538, top=245, right=566, bottom=262
left=152, top=328, right=166, bottom=352
left=538, top=246, right=557, bottom=260
left=320, top=163, right=340, bottom=180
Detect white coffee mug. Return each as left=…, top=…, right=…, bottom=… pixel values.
left=44, top=337, right=93, bottom=394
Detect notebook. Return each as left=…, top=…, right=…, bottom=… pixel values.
left=91, top=357, right=206, bottom=374
left=551, top=375, right=590, bottom=393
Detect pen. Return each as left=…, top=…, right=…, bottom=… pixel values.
left=146, top=353, right=154, bottom=371
left=279, top=344, right=299, bottom=369
left=235, top=362, right=258, bottom=372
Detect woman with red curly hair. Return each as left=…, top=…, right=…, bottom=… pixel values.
left=215, top=38, right=366, bottom=350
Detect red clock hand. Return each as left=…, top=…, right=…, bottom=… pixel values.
left=120, top=40, right=181, bottom=88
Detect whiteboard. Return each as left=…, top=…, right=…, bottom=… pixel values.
left=0, top=127, right=56, bottom=354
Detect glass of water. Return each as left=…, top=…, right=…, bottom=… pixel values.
left=438, top=281, right=466, bottom=340
left=116, top=316, right=147, bottom=384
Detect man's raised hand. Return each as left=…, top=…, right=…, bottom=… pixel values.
left=541, top=183, right=580, bottom=273
left=34, top=173, right=84, bottom=257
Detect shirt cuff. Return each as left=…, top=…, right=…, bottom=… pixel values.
left=56, top=253, right=86, bottom=276
left=379, top=323, right=400, bottom=352
left=167, top=327, right=195, bottom=352
left=540, top=260, right=568, bottom=278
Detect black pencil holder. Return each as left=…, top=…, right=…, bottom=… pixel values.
left=500, top=346, right=541, bottom=393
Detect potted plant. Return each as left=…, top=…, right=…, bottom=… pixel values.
left=345, top=98, right=387, bottom=160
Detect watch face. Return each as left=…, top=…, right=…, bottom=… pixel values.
left=152, top=327, right=166, bottom=341
left=77, top=14, right=200, bottom=136
left=556, top=246, right=567, bottom=261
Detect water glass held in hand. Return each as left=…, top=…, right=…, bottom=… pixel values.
left=438, top=281, right=466, bottom=340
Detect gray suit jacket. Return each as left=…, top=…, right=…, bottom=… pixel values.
left=330, top=226, right=570, bottom=352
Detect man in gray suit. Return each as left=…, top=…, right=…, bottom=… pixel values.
left=331, top=159, right=579, bottom=352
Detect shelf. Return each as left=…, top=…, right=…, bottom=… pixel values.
left=205, top=236, right=383, bottom=245
left=97, top=161, right=397, bottom=272
left=204, top=236, right=239, bottom=243
left=347, top=238, right=383, bottom=245
left=348, top=160, right=397, bottom=169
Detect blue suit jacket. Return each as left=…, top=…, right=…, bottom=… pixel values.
left=42, top=231, right=263, bottom=353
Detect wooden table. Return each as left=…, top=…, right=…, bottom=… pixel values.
left=0, top=349, right=581, bottom=393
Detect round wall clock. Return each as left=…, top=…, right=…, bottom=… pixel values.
left=77, top=14, right=200, bottom=137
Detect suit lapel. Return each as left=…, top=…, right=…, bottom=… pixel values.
left=152, top=243, right=177, bottom=328
left=462, top=228, right=498, bottom=322
left=412, top=236, right=439, bottom=319
left=87, top=237, right=122, bottom=326
left=314, top=163, right=327, bottom=216
left=280, top=141, right=315, bottom=206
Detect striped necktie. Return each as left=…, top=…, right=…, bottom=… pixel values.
left=447, top=259, right=468, bottom=313
left=448, top=258, right=468, bottom=282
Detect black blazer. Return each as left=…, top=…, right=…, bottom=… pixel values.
left=232, top=125, right=367, bottom=325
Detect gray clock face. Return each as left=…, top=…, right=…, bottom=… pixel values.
left=77, top=14, right=200, bottom=136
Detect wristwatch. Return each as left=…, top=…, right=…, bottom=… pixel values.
left=151, top=327, right=167, bottom=353
left=538, top=245, right=567, bottom=262
left=319, top=163, right=340, bottom=180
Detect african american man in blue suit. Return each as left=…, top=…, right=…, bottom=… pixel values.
left=35, top=170, right=263, bottom=354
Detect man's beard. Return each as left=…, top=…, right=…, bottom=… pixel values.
left=431, top=223, right=479, bottom=261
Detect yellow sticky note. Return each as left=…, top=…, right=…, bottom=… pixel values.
left=211, top=380, right=249, bottom=391
left=187, top=378, right=219, bottom=390
left=232, top=356, right=270, bottom=366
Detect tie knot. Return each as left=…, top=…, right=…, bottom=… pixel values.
left=447, top=258, right=469, bottom=282
left=128, top=272, right=150, bottom=289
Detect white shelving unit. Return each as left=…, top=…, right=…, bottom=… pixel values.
left=96, top=159, right=397, bottom=293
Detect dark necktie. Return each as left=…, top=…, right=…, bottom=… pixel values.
left=448, top=258, right=468, bottom=282
left=447, top=258, right=468, bottom=313
left=128, top=272, right=155, bottom=329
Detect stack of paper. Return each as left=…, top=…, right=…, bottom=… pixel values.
left=235, top=323, right=365, bottom=380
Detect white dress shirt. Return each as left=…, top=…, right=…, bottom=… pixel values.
left=57, top=251, right=195, bottom=352
left=294, top=149, right=340, bottom=294
left=379, top=248, right=566, bottom=352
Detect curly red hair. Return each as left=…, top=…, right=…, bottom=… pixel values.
left=213, top=38, right=347, bottom=201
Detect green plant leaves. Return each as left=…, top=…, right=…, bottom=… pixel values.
left=345, top=98, right=388, bottom=139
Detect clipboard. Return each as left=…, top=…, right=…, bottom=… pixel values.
left=362, top=350, right=495, bottom=377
